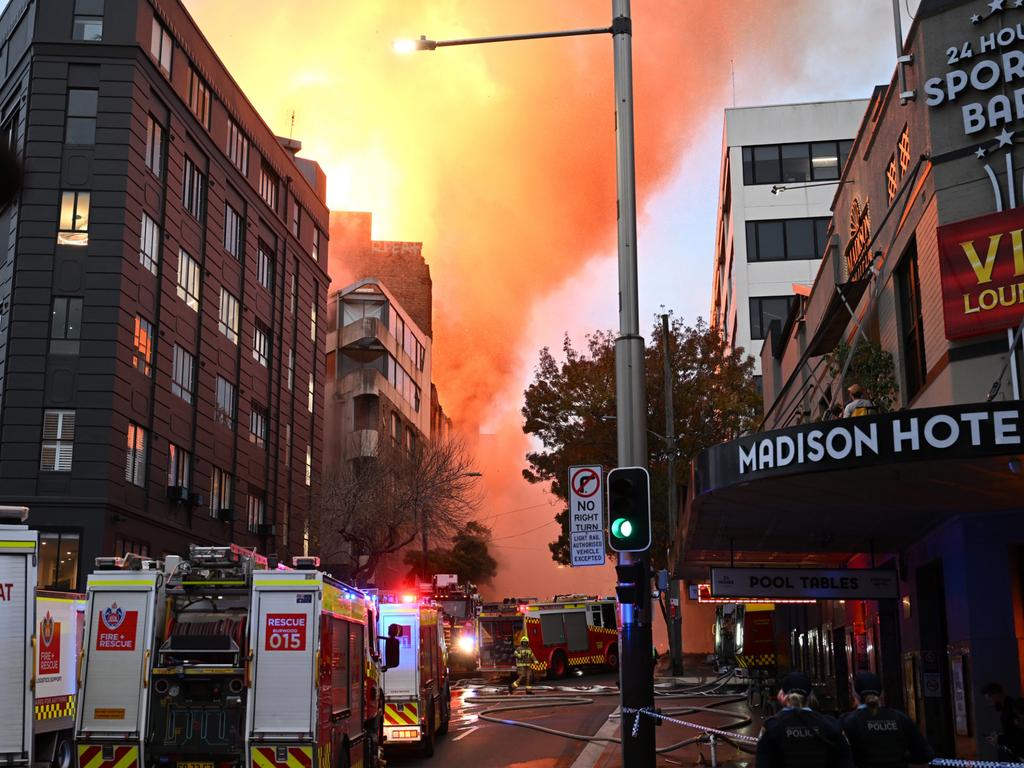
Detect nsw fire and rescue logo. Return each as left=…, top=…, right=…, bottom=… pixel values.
left=38, top=610, right=61, bottom=674
left=95, top=603, right=138, bottom=651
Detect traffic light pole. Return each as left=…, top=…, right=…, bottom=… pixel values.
left=612, top=2, right=656, bottom=765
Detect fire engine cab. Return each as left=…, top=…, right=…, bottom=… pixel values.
left=75, top=545, right=394, bottom=768
left=429, top=575, right=481, bottom=675
left=377, top=595, right=451, bottom=757
left=0, top=506, right=86, bottom=768
left=478, top=595, right=618, bottom=678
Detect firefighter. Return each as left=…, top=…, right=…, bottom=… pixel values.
left=509, top=636, right=538, bottom=695
left=840, top=672, right=933, bottom=768
left=756, top=671, right=854, bottom=767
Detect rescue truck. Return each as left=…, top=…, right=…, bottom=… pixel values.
left=377, top=595, right=451, bottom=757
left=478, top=595, right=618, bottom=679
left=429, top=575, right=481, bottom=675
left=75, top=545, right=397, bottom=768
left=0, top=506, right=87, bottom=768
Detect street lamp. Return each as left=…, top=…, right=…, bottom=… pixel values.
left=395, top=4, right=654, bottom=763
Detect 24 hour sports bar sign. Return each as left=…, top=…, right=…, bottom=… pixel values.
left=938, top=207, right=1024, bottom=339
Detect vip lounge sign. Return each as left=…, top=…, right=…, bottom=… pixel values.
left=939, top=206, right=1024, bottom=338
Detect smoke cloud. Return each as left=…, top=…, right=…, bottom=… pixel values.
left=184, top=1, right=895, bottom=601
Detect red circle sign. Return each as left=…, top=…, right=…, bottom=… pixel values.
left=571, top=468, right=600, bottom=498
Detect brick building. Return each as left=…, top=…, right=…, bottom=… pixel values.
left=0, top=0, right=330, bottom=589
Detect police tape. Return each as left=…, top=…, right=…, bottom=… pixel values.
left=622, top=706, right=1023, bottom=767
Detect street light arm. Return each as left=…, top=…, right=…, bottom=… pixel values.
left=416, top=27, right=612, bottom=51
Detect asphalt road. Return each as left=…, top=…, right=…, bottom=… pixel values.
left=387, top=671, right=621, bottom=768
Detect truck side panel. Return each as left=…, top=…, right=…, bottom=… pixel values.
left=379, top=606, right=419, bottom=700
left=34, top=594, right=86, bottom=732
left=0, top=546, right=34, bottom=764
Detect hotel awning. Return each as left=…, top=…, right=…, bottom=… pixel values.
left=680, top=401, right=1024, bottom=568
left=805, top=278, right=871, bottom=357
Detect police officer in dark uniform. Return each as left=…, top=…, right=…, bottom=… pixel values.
left=841, top=672, right=934, bottom=768
left=756, top=671, right=854, bottom=768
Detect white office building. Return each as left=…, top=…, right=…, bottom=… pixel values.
left=711, top=100, right=869, bottom=385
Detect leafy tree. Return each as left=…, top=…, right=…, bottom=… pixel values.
left=825, top=338, right=898, bottom=413
left=522, top=315, right=760, bottom=568
left=403, top=521, right=498, bottom=585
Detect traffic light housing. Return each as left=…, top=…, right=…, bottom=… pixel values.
left=614, top=561, right=648, bottom=604
left=606, top=466, right=651, bottom=552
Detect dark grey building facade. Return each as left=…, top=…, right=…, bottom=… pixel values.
left=0, top=0, right=330, bottom=589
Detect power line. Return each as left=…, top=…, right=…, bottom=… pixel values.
left=489, top=519, right=559, bottom=541
left=480, top=500, right=558, bottom=523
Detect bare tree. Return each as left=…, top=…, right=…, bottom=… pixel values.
left=312, top=435, right=482, bottom=583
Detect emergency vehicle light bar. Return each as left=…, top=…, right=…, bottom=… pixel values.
left=292, top=556, right=320, bottom=569
left=0, top=505, right=29, bottom=522
left=95, top=556, right=125, bottom=568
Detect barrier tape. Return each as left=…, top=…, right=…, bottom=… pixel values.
left=622, top=707, right=1023, bottom=767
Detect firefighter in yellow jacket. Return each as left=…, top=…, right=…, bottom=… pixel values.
left=509, top=636, right=538, bottom=695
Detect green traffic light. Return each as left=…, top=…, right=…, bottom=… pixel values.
left=611, top=518, right=633, bottom=539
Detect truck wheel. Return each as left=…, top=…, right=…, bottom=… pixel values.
left=548, top=651, right=568, bottom=679
left=420, top=702, right=436, bottom=757
left=438, top=685, right=451, bottom=735
left=606, top=645, right=619, bottom=671
left=53, top=736, right=74, bottom=768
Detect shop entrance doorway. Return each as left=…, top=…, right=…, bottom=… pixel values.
left=918, top=559, right=954, bottom=756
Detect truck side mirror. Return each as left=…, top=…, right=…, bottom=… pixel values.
left=384, top=637, right=400, bottom=671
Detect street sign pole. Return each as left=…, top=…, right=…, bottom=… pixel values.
left=611, top=1, right=655, bottom=765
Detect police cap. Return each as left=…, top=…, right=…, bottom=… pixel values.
left=854, top=671, right=882, bottom=697
left=780, top=671, right=813, bottom=696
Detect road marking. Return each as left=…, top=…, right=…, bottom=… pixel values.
left=452, top=725, right=479, bottom=742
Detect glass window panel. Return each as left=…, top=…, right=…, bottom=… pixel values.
left=811, top=141, right=840, bottom=181
left=68, top=90, right=97, bottom=116
left=75, top=0, right=104, bottom=13
left=755, top=221, right=785, bottom=262
left=742, top=146, right=754, bottom=185
left=780, top=144, right=811, bottom=183
left=752, top=145, right=780, bottom=185
left=785, top=219, right=816, bottom=260
left=815, top=218, right=829, bottom=257
left=73, top=17, right=102, bottom=41
left=839, top=140, right=854, bottom=173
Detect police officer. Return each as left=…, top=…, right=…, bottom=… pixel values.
left=509, top=637, right=538, bottom=695
left=841, top=672, right=934, bottom=768
left=756, top=671, right=854, bottom=768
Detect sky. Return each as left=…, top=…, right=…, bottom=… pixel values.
left=184, top=0, right=919, bottom=607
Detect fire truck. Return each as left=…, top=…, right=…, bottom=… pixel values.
left=378, top=595, right=451, bottom=757
left=429, top=575, right=481, bottom=674
left=478, top=595, right=618, bottom=679
left=75, top=544, right=395, bottom=768
left=0, top=506, right=86, bottom=768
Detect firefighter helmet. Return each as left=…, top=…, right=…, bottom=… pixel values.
left=520, top=636, right=530, bottom=646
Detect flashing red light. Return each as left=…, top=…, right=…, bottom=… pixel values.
left=401, top=594, right=416, bottom=604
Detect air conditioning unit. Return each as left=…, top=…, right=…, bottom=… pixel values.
left=257, top=523, right=276, bottom=536
left=166, top=486, right=189, bottom=503
left=188, top=492, right=204, bottom=508
left=218, top=507, right=235, bottom=523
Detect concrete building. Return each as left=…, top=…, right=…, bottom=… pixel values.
left=711, top=100, right=868, bottom=384
left=684, top=1, right=1024, bottom=760
left=0, top=0, right=330, bottom=588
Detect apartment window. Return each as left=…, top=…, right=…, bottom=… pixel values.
left=284, top=423, right=291, bottom=465
left=114, top=537, right=149, bottom=558
left=215, top=376, right=236, bottom=428
left=176, top=248, right=200, bottom=311
left=253, top=320, right=270, bottom=366
left=249, top=404, right=267, bottom=447
left=289, top=270, right=297, bottom=314
left=259, top=161, right=278, bottom=210
left=58, top=191, right=90, bottom=246
left=897, top=240, right=927, bottom=402
left=182, top=157, right=205, bottom=220
left=38, top=532, right=80, bottom=590
left=310, top=301, right=317, bottom=341
left=40, top=410, right=75, bottom=472
left=291, top=196, right=301, bottom=237
left=749, top=295, right=795, bottom=341
left=224, top=203, right=243, bottom=258
left=247, top=491, right=266, bottom=533
left=132, top=315, right=154, bottom=376
left=145, top=114, right=164, bottom=177
left=65, top=89, right=97, bottom=145
left=257, top=241, right=273, bottom=290
left=72, top=0, right=103, bottom=41
left=390, top=412, right=401, bottom=444
left=167, top=443, right=190, bottom=489
left=227, top=118, right=249, bottom=174
left=305, top=445, right=312, bottom=486
left=746, top=217, right=829, bottom=262
left=171, top=345, right=194, bottom=403
left=312, top=228, right=320, bottom=261
left=187, top=68, right=211, bottom=129
left=150, top=17, right=172, bottom=77
left=50, top=297, right=83, bottom=355
left=125, top=422, right=147, bottom=487
left=218, top=289, right=239, bottom=344
left=139, top=212, right=160, bottom=275
left=741, top=139, right=854, bottom=185
left=287, top=348, right=294, bottom=390
left=211, top=467, right=232, bottom=518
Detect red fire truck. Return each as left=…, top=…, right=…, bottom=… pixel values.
left=478, top=595, right=618, bottom=679
left=429, top=575, right=481, bottom=674
left=75, top=545, right=396, bottom=768
left=377, top=595, right=450, bottom=757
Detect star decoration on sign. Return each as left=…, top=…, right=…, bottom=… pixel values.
left=972, top=12, right=983, bottom=23
left=990, top=0, right=1004, bottom=11
left=976, top=146, right=988, bottom=159
left=1017, top=0, right=1024, bottom=8
left=998, top=127, right=1016, bottom=147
